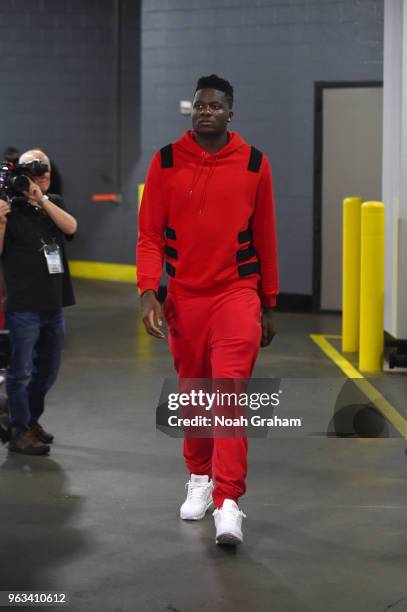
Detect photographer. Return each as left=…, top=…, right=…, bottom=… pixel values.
left=0, top=149, right=77, bottom=455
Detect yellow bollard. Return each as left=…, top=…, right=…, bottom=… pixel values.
left=359, top=201, right=385, bottom=372
left=342, top=197, right=363, bottom=352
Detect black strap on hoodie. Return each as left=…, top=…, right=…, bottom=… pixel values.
left=247, top=146, right=263, bottom=172
left=160, top=144, right=173, bottom=168
left=159, top=144, right=263, bottom=171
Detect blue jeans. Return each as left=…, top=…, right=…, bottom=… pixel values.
left=5, top=310, right=65, bottom=433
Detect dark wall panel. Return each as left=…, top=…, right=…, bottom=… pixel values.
left=0, top=0, right=141, bottom=264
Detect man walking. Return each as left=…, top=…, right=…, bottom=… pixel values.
left=137, top=75, right=278, bottom=545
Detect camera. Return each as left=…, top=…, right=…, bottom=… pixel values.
left=0, top=159, right=49, bottom=204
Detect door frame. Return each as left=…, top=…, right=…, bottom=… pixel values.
left=312, top=80, right=383, bottom=312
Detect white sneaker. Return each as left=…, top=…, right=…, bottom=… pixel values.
left=213, top=499, right=246, bottom=545
left=180, top=474, right=214, bottom=520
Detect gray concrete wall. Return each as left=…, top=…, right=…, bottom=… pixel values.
left=0, top=0, right=383, bottom=295
left=0, top=0, right=140, bottom=264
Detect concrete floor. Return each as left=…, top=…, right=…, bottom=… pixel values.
left=0, top=279, right=406, bottom=612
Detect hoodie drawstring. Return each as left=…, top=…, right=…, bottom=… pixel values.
left=188, top=152, right=206, bottom=198
left=188, top=154, right=218, bottom=215
left=199, top=156, right=218, bottom=214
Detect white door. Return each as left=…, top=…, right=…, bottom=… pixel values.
left=321, top=86, right=383, bottom=311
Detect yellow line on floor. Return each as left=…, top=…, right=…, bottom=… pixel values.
left=310, top=333, right=407, bottom=439
left=311, top=334, right=360, bottom=379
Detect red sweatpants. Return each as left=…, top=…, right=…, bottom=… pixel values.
left=164, top=287, right=262, bottom=508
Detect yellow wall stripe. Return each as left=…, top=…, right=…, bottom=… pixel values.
left=138, top=183, right=144, bottom=210
left=69, top=260, right=137, bottom=283
left=310, top=334, right=407, bottom=438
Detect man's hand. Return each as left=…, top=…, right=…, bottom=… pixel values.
left=261, top=308, right=276, bottom=347
left=0, top=199, right=11, bottom=225
left=23, top=177, right=43, bottom=206
left=141, top=290, right=165, bottom=339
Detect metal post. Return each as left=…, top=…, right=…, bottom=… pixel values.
left=359, top=201, right=385, bottom=372
left=342, top=197, right=363, bottom=352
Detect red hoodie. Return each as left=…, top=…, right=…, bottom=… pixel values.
left=136, top=130, right=279, bottom=307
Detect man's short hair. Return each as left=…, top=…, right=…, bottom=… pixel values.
left=195, top=74, right=234, bottom=108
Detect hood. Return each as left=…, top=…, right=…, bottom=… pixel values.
left=174, top=130, right=246, bottom=159
left=173, top=130, right=247, bottom=214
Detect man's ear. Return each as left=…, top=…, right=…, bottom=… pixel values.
left=228, top=110, right=234, bottom=122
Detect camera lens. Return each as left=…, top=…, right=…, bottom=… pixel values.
left=11, top=174, right=30, bottom=193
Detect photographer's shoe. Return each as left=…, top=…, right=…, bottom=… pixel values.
left=213, top=499, right=246, bottom=546
left=9, top=430, right=50, bottom=456
left=180, top=474, right=214, bottom=520
left=31, top=422, right=54, bottom=444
